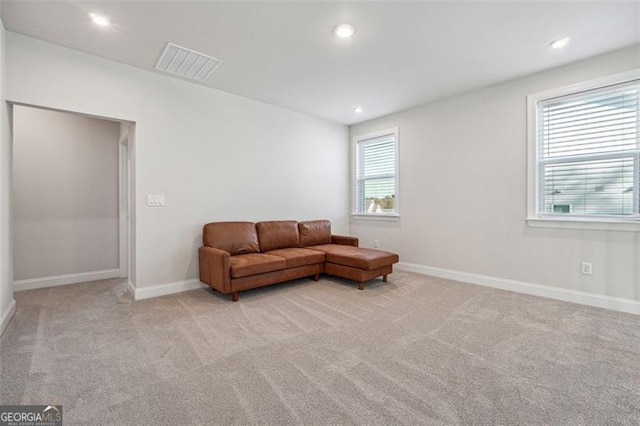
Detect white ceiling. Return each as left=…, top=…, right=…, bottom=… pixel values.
left=1, top=1, right=639, bottom=125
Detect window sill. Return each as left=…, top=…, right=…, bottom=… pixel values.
left=352, top=213, right=400, bottom=222
left=526, top=216, right=640, bottom=232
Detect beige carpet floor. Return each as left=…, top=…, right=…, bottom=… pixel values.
left=1, top=271, right=639, bottom=425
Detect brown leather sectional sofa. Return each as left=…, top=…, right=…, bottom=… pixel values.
left=199, top=219, right=399, bottom=301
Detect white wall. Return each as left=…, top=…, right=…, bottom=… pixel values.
left=351, top=45, right=640, bottom=303
left=12, top=106, right=120, bottom=280
left=0, top=18, right=15, bottom=335
left=5, top=33, right=349, bottom=289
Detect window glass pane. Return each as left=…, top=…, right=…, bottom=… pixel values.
left=362, top=140, right=395, bottom=177
left=543, top=157, right=636, bottom=216
left=540, top=84, right=638, bottom=159
left=362, top=177, right=395, bottom=213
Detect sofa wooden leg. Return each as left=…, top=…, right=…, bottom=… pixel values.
left=232, top=292, right=238, bottom=302
left=314, top=274, right=320, bottom=281
left=359, top=282, right=364, bottom=290
left=383, top=274, right=388, bottom=282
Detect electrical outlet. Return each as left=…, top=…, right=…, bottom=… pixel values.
left=373, top=239, right=380, bottom=248
left=581, top=262, right=592, bottom=275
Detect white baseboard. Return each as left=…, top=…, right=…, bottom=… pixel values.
left=133, top=278, right=206, bottom=300
left=14, top=269, right=120, bottom=291
left=396, top=262, right=640, bottom=316
left=0, top=299, right=16, bottom=337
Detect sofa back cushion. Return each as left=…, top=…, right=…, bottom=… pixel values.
left=256, top=220, right=299, bottom=252
left=202, top=222, right=260, bottom=255
left=298, top=220, right=332, bottom=247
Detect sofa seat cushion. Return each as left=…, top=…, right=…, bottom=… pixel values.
left=230, top=253, right=287, bottom=279
left=266, top=248, right=325, bottom=268
left=308, top=244, right=399, bottom=270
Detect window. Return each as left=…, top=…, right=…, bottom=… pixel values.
left=353, top=128, right=399, bottom=218
left=527, top=71, right=640, bottom=230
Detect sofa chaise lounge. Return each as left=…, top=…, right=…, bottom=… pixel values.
left=198, top=219, right=399, bottom=301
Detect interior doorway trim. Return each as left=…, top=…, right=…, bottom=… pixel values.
left=119, top=126, right=131, bottom=278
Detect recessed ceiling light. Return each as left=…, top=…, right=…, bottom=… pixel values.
left=89, top=13, right=110, bottom=27
left=550, top=37, right=571, bottom=49
left=354, top=106, right=363, bottom=114
left=334, top=24, right=356, bottom=38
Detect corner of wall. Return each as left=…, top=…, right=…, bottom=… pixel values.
left=0, top=15, right=15, bottom=333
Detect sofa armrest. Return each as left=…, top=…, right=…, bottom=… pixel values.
left=331, top=235, right=359, bottom=247
left=198, top=246, right=231, bottom=293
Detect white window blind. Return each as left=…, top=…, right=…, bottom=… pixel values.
left=536, top=79, right=640, bottom=218
left=354, top=130, right=398, bottom=215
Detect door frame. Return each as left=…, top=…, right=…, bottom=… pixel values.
left=119, top=132, right=129, bottom=278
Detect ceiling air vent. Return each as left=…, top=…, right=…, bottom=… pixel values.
left=155, top=42, right=222, bottom=82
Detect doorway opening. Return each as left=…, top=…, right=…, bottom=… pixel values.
left=10, top=104, right=135, bottom=291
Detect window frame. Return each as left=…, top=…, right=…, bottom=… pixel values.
left=526, top=69, right=640, bottom=232
left=352, top=127, right=400, bottom=221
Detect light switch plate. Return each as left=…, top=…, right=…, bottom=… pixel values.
left=147, top=194, right=165, bottom=206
